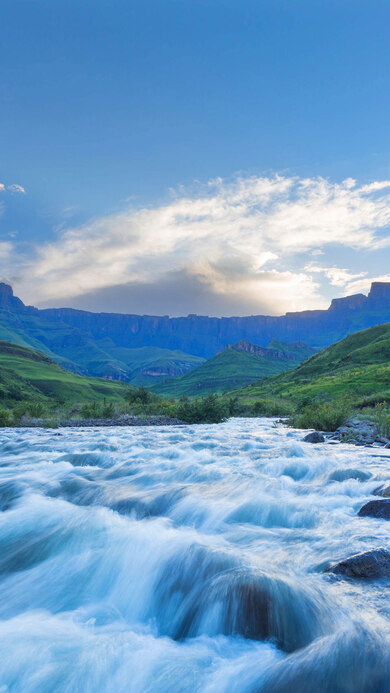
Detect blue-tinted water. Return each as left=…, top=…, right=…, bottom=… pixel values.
left=0, top=418, right=389, bottom=692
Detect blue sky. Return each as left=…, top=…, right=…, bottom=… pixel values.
left=1, top=0, right=390, bottom=315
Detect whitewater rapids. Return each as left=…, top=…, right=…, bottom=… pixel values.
left=0, top=418, right=390, bottom=692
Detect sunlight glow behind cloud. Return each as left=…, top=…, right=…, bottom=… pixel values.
left=5, top=175, right=390, bottom=315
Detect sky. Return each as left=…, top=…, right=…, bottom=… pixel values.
left=1, top=0, right=390, bottom=316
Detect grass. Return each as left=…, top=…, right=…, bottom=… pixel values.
left=0, top=340, right=132, bottom=404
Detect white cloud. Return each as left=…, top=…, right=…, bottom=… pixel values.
left=305, top=264, right=367, bottom=287
left=6, top=184, right=25, bottom=194
left=342, top=274, right=390, bottom=296
left=8, top=173, right=390, bottom=314
left=0, top=242, right=12, bottom=259
left=0, top=183, right=26, bottom=194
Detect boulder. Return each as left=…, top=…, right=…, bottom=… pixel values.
left=334, top=419, right=378, bottom=445
left=376, top=436, right=390, bottom=445
left=326, top=548, right=390, bottom=578
left=358, top=499, right=390, bottom=519
left=303, top=431, right=325, bottom=444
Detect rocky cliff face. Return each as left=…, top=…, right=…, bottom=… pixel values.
left=3, top=281, right=390, bottom=359
left=227, top=339, right=305, bottom=361
left=0, top=283, right=25, bottom=312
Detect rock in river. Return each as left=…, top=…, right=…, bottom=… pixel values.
left=374, top=484, right=390, bottom=497
left=303, top=431, right=325, bottom=444
left=326, top=548, right=390, bottom=578
left=358, top=499, right=390, bottom=519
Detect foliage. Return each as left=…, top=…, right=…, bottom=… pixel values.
left=0, top=408, right=11, bottom=427
left=124, top=386, right=151, bottom=405
left=374, top=403, right=390, bottom=438
left=26, top=402, right=47, bottom=418
left=252, top=398, right=293, bottom=416
left=290, top=400, right=349, bottom=432
left=176, top=394, right=228, bottom=424
left=80, top=399, right=115, bottom=419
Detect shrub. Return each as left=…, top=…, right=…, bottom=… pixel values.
left=374, top=403, right=390, bottom=438
left=124, top=386, right=151, bottom=405
left=27, top=402, right=47, bottom=418
left=290, top=400, right=349, bottom=432
left=252, top=399, right=294, bottom=417
left=0, top=408, right=11, bottom=427
left=176, top=394, right=228, bottom=424
left=81, top=402, right=101, bottom=419
left=227, top=395, right=241, bottom=416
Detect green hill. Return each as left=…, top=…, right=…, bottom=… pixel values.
left=230, top=322, right=390, bottom=408
left=152, top=340, right=315, bottom=397
left=0, top=341, right=131, bottom=404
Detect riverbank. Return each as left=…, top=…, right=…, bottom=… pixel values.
left=12, top=414, right=186, bottom=428
left=302, top=417, right=390, bottom=448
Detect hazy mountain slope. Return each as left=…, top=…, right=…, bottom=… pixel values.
left=0, top=299, right=204, bottom=383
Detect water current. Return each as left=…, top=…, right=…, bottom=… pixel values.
left=0, top=417, right=389, bottom=692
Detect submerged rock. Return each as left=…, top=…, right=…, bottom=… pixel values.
left=374, top=484, right=390, bottom=497
left=326, top=548, right=390, bottom=578
left=329, top=468, right=371, bottom=482
left=358, top=499, right=390, bottom=519
left=303, top=431, right=325, bottom=444
left=154, top=545, right=330, bottom=652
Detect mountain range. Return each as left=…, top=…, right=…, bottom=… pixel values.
left=1, top=281, right=390, bottom=388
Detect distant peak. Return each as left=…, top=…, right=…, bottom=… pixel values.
left=329, top=293, right=368, bottom=312
left=0, top=282, right=25, bottom=312
left=0, top=282, right=13, bottom=297
left=368, top=282, right=390, bottom=305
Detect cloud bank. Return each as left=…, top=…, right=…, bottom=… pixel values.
left=4, top=175, right=390, bottom=315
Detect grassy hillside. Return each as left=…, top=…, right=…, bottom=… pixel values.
left=0, top=341, right=131, bottom=403
left=152, top=344, right=307, bottom=397
left=230, top=322, right=390, bottom=409
left=0, top=341, right=230, bottom=426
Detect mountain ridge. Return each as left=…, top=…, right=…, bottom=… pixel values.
left=1, top=281, right=390, bottom=363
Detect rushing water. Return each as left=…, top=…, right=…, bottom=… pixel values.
left=0, top=418, right=390, bottom=692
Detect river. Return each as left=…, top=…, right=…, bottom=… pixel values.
left=0, top=418, right=389, bottom=692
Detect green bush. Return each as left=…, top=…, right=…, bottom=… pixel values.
left=27, top=402, right=47, bottom=418
left=290, top=400, right=349, bottom=432
left=374, top=403, right=390, bottom=438
left=176, top=394, right=228, bottom=424
left=81, top=402, right=102, bottom=419
left=124, top=386, right=151, bottom=405
left=252, top=398, right=294, bottom=417
left=0, top=408, right=11, bottom=427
